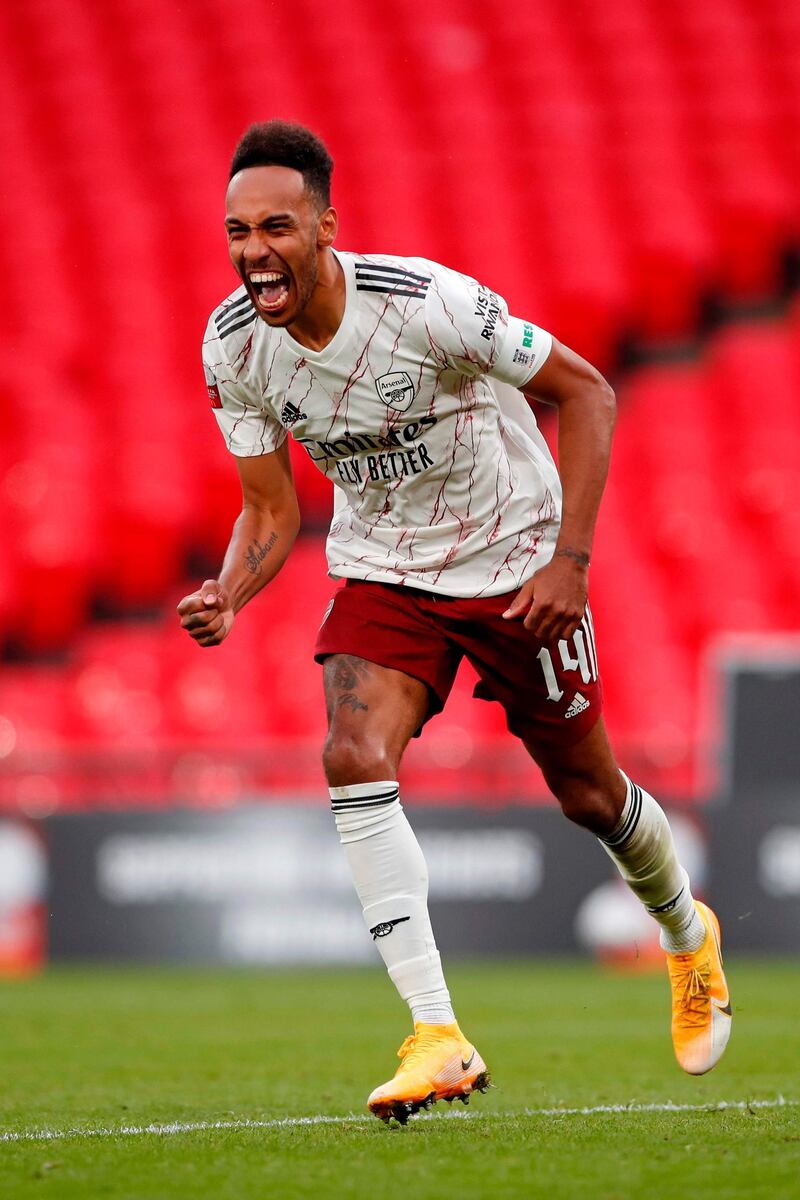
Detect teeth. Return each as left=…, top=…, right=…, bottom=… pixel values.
left=250, top=271, right=286, bottom=283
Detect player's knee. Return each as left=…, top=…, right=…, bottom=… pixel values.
left=322, top=732, right=395, bottom=787
left=550, top=777, right=618, bottom=836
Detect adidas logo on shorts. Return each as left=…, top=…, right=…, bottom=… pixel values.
left=565, top=692, right=590, bottom=719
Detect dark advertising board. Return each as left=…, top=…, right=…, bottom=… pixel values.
left=43, top=798, right=798, bottom=963
left=45, top=806, right=614, bottom=963
left=706, top=792, right=800, bottom=952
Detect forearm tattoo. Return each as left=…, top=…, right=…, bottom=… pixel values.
left=244, top=532, right=278, bottom=576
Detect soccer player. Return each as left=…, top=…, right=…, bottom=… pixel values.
left=179, top=121, right=732, bottom=1123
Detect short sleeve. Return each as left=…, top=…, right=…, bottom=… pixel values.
left=422, top=262, right=552, bottom=387
left=202, top=333, right=287, bottom=459
left=489, top=315, right=552, bottom=387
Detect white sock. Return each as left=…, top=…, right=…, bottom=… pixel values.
left=330, top=781, right=456, bottom=1026
left=600, top=775, right=706, bottom=954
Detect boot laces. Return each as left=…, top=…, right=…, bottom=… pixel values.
left=674, top=961, right=712, bottom=1028
left=396, top=1030, right=447, bottom=1068
left=397, top=1035, right=416, bottom=1061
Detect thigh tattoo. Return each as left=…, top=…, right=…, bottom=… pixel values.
left=325, top=655, right=372, bottom=716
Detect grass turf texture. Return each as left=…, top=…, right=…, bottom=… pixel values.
left=1, top=961, right=798, bottom=1199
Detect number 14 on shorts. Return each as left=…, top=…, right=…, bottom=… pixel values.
left=536, top=611, right=598, bottom=702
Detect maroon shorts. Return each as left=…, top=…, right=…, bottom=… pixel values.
left=314, top=579, right=603, bottom=748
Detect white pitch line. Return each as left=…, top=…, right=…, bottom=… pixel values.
left=516, top=1097, right=800, bottom=1117
left=1, top=1097, right=797, bottom=1145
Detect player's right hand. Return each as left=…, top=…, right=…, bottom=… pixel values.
left=177, top=580, right=234, bottom=648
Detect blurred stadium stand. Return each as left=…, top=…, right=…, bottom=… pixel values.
left=0, top=0, right=798, bottom=810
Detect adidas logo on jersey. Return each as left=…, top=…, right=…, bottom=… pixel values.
left=280, top=401, right=308, bottom=427
left=565, top=692, right=590, bottom=719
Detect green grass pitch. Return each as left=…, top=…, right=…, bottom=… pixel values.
left=1, top=960, right=798, bottom=1199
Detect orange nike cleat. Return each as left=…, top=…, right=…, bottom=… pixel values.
left=666, top=901, right=732, bottom=1076
left=367, top=1022, right=490, bottom=1124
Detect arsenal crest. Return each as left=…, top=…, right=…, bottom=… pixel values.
left=375, top=371, right=416, bottom=412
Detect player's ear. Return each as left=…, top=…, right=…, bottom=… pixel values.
left=317, top=206, right=338, bottom=249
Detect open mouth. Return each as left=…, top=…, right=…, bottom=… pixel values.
left=249, top=270, right=291, bottom=314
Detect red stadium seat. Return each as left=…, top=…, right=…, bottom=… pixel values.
left=1, top=0, right=799, bottom=806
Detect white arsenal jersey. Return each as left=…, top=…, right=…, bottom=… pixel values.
left=203, top=251, right=561, bottom=597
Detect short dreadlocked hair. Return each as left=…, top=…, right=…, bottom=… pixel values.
left=229, top=120, right=333, bottom=209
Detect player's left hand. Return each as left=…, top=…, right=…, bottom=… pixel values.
left=501, top=556, right=588, bottom=642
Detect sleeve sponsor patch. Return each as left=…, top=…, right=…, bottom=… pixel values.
left=490, top=316, right=553, bottom=387
left=204, top=363, right=223, bottom=408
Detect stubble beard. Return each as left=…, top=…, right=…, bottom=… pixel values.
left=250, top=244, right=320, bottom=330
left=294, top=243, right=320, bottom=317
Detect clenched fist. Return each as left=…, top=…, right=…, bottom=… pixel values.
left=177, top=579, right=234, bottom=647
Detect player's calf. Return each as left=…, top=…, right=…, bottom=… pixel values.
left=599, top=775, right=733, bottom=1074
left=533, top=724, right=732, bottom=1076
left=329, top=781, right=456, bottom=1025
